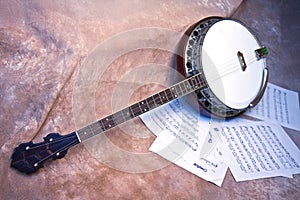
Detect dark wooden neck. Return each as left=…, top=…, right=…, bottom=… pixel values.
left=76, top=73, right=205, bottom=142
left=10, top=73, right=206, bottom=174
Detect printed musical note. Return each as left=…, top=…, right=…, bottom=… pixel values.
left=246, top=83, right=300, bottom=131
left=214, top=120, right=300, bottom=182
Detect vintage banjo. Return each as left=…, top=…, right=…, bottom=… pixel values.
left=11, top=17, right=268, bottom=174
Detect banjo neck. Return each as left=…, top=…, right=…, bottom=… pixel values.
left=10, top=73, right=206, bottom=174
left=76, top=73, right=205, bottom=141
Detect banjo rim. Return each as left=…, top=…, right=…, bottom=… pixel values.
left=177, top=16, right=268, bottom=118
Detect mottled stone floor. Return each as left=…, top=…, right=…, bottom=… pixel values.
left=1, top=0, right=299, bottom=199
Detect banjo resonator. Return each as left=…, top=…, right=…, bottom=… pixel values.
left=177, top=16, right=269, bottom=118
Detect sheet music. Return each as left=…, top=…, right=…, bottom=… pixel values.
left=140, top=99, right=228, bottom=186
left=140, top=83, right=300, bottom=185
left=213, top=120, right=300, bottom=182
left=149, top=136, right=227, bottom=186
left=245, top=83, right=300, bottom=130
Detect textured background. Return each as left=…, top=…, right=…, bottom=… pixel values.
left=1, top=0, right=299, bottom=199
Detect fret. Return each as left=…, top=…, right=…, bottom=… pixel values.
left=129, top=100, right=149, bottom=116
left=130, top=103, right=143, bottom=116
left=195, top=74, right=203, bottom=86
left=188, top=78, right=194, bottom=90
left=183, top=79, right=191, bottom=93
left=191, top=77, right=195, bottom=87
left=190, top=74, right=204, bottom=90
left=175, top=83, right=181, bottom=96
left=153, top=93, right=163, bottom=106
left=199, top=76, right=205, bottom=87
left=129, top=104, right=138, bottom=117
left=192, top=77, right=199, bottom=89
left=120, top=107, right=133, bottom=121
left=145, top=96, right=156, bottom=110
left=119, top=109, right=128, bottom=122
left=185, top=79, right=192, bottom=92
left=144, top=98, right=151, bottom=112
left=162, top=90, right=167, bottom=101
left=129, top=105, right=135, bottom=118
left=92, top=121, right=103, bottom=133
left=180, top=82, right=187, bottom=96
left=108, top=115, right=116, bottom=128
left=159, top=90, right=169, bottom=104
left=101, top=115, right=116, bottom=130
left=99, top=119, right=106, bottom=131
left=88, top=124, right=96, bottom=136
left=157, top=92, right=164, bottom=104
left=170, top=87, right=178, bottom=99
left=165, top=88, right=174, bottom=101
left=136, top=101, right=143, bottom=114
left=77, top=125, right=95, bottom=141
left=138, top=100, right=149, bottom=113
left=177, top=83, right=184, bottom=96
left=98, top=119, right=105, bottom=131
left=112, top=111, right=125, bottom=125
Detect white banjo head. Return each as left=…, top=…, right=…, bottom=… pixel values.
left=179, top=17, right=268, bottom=118
left=201, top=19, right=266, bottom=109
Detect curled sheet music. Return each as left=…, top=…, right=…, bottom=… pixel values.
left=140, top=99, right=228, bottom=186
left=213, top=120, right=300, bottom=182
left=246, top=83, right=300, bottom=130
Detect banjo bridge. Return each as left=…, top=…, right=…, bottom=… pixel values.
left=237, top=51, right=247, bottom=71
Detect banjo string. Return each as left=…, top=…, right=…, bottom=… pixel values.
left=207, top=55, right=259, bottom=83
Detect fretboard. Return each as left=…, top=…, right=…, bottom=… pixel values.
left=76, top=73, right=205, bottom=142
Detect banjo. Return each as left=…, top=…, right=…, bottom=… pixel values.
left=11, top=17, right=268, bottom=174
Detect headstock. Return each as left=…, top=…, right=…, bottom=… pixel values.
left=11, top=132, right=80, bottom=174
